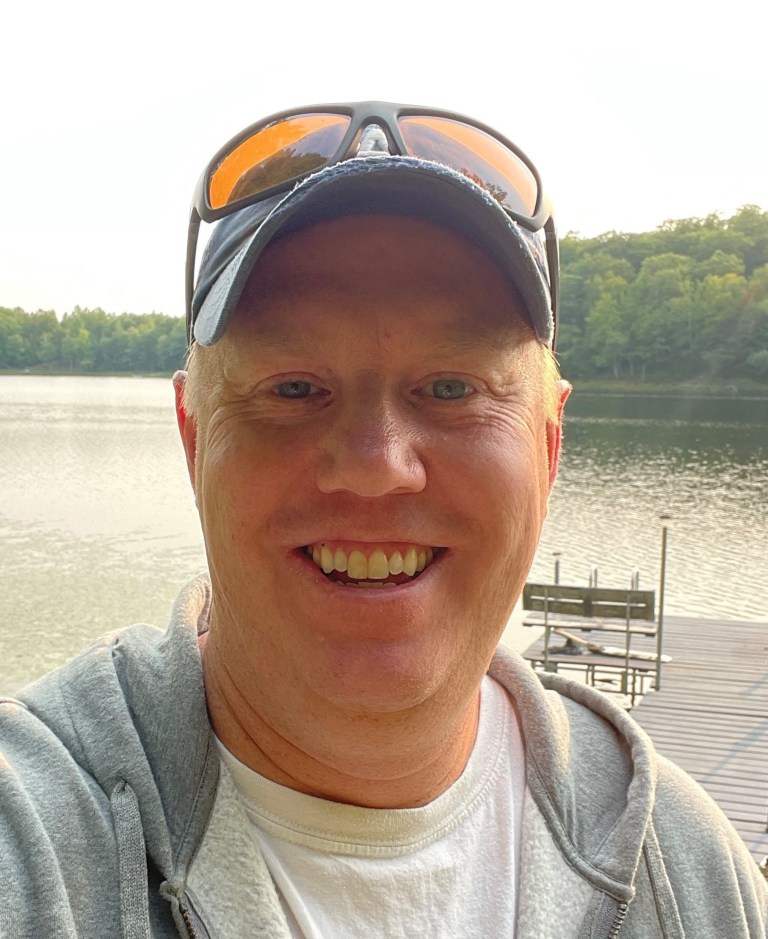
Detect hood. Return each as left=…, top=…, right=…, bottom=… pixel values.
left=490, top=648, right=657, bottom=903
left=17, top=576, right=219, bottom=891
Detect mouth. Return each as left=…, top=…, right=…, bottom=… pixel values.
left=303, top=542, right=441, bottom=588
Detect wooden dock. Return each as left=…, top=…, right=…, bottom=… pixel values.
left=631, top=615, right=768, bottom=862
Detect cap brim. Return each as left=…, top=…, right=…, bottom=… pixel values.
left=193, top=156, right=554, bottom=346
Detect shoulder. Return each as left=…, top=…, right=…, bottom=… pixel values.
left=0, top=688, right=124, bottom=938
left=653, top=754, right=767, bottom=882
left=0, top=611, right=215, bottom=937
left=643, top=756, right=768, bottom=937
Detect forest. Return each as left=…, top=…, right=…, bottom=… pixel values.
left=1, top=205, right=767, bottom=387
left=557, top=204, right=768, bottom=384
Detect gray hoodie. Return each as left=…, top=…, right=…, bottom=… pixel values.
left=1, top=576, right=766, bottom=938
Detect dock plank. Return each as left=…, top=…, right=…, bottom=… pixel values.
left=632, top=615, right=768, bottom=863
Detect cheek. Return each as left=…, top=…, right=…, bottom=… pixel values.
left=426, top=423, right=546, bottom=568
left=444, top=411, right=549, bottom=505
left=458, top=421, right=549, bottom=563
left=196, top=432, right=273, bottom=545
left=196, top=423, right=323, bottom=576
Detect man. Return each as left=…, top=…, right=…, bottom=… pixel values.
left=1, top=103, right=766, bottom=938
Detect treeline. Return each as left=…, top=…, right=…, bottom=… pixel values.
left=0, top=307, right=187, bottom=374
left=2, top=205, right=768, bottom=383
left=558, top=205, right=768, bottom=382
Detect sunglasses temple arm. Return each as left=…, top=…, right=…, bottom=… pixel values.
left=185, top=211, right=201, bottom=347
left=544, top=217, right=560, bottom=348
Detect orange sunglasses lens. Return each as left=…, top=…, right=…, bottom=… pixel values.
left=398, top=116, right=538, bottom=217
left=209, top=114, right=352, bottom=210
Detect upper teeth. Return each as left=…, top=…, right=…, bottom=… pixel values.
left=309, top=544, right=435, bottom=580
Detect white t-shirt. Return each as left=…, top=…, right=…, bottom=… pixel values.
left=191, top=676, right=525, bottom=938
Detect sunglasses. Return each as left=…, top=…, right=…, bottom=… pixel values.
left=186, top=102, right=559, bottom=344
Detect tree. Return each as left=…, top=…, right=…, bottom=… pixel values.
left=21, top=310, right=60, bottom=367
left=584, top=273, right=631, bottom=377
left=726, top=205, right=768, bottom=275
left=61, top=325, right=93, bottom=371
left=0, top=308, right=30, bottom=368
left=625, top=253, right=695, bottom=377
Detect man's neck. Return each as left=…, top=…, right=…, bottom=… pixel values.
left=200, top=632, right=481, bottom=809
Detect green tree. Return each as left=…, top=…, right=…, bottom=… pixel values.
left=692, top=273, right=748, bottom=375
left=626, top=254, right=695, bottom=378
left=694, top=251, right=745, bottom=279
left=584, top=273, right=631, bottom=377
left=21, top=310, right=60, bottom=367
left=0, top=308, right=31, bottom=368
left=726, top=205, right=768, bottom=275
left=61, top=320, right=93, bottom=371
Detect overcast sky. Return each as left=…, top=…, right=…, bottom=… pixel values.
left=2, top=0, right=765, bottom=318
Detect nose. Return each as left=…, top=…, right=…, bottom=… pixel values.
left=316, top=396, right=427, bottom=497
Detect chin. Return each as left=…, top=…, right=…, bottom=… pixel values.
left=303, top=639, right=454, bottom=714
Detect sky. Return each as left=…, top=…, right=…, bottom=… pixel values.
left=2, top=0, right=766, bottom=319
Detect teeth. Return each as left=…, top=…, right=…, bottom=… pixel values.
left=342, top=581, right=395, bottom=589
left=308, top=543, right=437, bottom=582
left=347, top=550, right=368, bottom=580
left=368, top=548, right=389, bottom=580
left=334, top=547, right=347, bottom=573
left=320, top=545, right=335, bottom=574
left=388, top=550, right=404, bottom=575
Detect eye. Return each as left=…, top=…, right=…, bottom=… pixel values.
left=274, top=380, right=317, bottom=398
left=427, top=378, right=474, bottom=400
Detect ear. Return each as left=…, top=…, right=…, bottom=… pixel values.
left=545, top=379, right=571, bottom=491
left=173, top=370, right=197, bottom=491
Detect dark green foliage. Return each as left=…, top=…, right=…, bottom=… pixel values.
left=559, top=205, right=768, bottom=383
left=0, top=306, right=187, bottom=374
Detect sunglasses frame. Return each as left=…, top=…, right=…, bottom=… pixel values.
left=186, top=101, right=559, bottom=345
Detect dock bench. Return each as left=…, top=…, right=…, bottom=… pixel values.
left=522, top=582, right=664, bottom=706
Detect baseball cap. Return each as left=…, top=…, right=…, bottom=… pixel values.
left=190, top=122, right=558, bottom=347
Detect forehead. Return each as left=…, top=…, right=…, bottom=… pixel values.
left=229, top=214, right=533, bottom=350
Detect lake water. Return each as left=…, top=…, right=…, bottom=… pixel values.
left=1, top=375, right=766, bottom=693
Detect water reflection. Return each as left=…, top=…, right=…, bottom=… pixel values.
left=530, top=394, right=767, bottom=623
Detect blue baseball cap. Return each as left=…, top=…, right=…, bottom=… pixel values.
left=191, top=155, right=556, bottom=347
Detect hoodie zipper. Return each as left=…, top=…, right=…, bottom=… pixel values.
left=178, top=896, right=210, bottom=939
left=608, top=901, right=629, bottom=937
left=180, top=902, right=198, bottom=939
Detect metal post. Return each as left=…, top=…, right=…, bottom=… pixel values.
left=589, top=565, right=598, bottom=588
left=553, top=551, right=562, bottom=585
left=656, top=514, right=672, bottom=690
left=630, top=567, right=640, bottom=590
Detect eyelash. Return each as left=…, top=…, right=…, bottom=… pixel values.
left=270, top=377, right=476, bottom=401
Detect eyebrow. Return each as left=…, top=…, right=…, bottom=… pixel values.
left=242, top=324, right=531, bottom=386
left=427, top=330, right=530, bottom=357
left=227, top=331, right=527, bottom=373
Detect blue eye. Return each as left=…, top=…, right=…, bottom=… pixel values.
left=275, top=380, right=314, bottom=398
left=430, top=379, right=473, bottom=400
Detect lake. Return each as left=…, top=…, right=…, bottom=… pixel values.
left=1, top=375, right=766, bottom=694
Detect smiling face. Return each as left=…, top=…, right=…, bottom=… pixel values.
left=177, top=214, right=566, bottom=724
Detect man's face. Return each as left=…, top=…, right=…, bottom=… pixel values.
left=178, top=215, right=566, bottom=718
